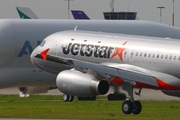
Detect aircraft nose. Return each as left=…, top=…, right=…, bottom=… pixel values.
left=30, top=46, right=46, bottom=66
left=30, top=46, right=51, bottom=72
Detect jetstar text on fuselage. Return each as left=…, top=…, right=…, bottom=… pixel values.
left=62, top=41, right=128, bottom=61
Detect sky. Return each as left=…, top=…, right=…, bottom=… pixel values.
left=0, top=0, right=179, bottom=27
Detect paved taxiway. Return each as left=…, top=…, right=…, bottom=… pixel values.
left=0, top=87, right=179, bottom=100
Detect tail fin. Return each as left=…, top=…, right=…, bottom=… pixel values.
left=71, top=10, right=90, bottom=20
left=16, top=6, right=39, bottom=19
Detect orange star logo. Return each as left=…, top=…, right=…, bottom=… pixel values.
left=110, top=41, right=128, bottom=61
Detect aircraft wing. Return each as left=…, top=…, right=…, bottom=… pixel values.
left=35, top=52, right=159, bottom=87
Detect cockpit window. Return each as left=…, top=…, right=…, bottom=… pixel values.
left=39, top=40, right=46, bottom=47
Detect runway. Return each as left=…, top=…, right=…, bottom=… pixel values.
left=0, top=87, right=179, bottom=100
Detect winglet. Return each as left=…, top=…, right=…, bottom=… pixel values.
left=40, top=48, right=50, bottom=60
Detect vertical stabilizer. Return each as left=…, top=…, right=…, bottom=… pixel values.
left=16, top=6, right=39, bottom=19
left=71, top=10, right=90, bottom=19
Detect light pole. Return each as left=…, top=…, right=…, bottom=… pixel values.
left=110, top=0, right=114, bottom=12
left=65, top=0, right=73, bottom=19
left=172, top=0, right=174, bottom=26
left=157, top=6, right=165, bottom=23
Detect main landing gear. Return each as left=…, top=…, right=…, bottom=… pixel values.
left=122, top=82, right=142, bottom=114
left=122, top=100, right=142, bottom=114
left=62, top=94, right=96, bottom=102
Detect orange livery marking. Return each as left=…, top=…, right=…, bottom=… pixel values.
left=40, top=48, right=50, bottom=60
left=110, top=41, right=128, bottom=61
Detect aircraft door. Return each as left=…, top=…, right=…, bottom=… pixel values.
left=51, top=36, right=62, bottom=56
left=129, top=50, right=134, bottom=62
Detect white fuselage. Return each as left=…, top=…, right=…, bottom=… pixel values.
left=31, top=30, right=180, bottom=89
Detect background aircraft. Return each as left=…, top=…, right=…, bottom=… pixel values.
left=31, top=30, right=180, bottom=114
left=1, top=19, right=180, bottom=99
left=71, top=10, right=90, bottom=19
left=16, top=6, right=90, bottom=20
left=16, top=6, right=39, bottom=19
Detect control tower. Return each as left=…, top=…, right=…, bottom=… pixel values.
left=103, top=12, right=137, bottom=20
left=105, top=0, right=137, bottom=20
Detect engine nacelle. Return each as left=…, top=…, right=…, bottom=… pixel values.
left=56, top=70, right=109, bottom=97
left=19, top=86, right=50, bottom=94
left=161, top=90, right=180, bottom=97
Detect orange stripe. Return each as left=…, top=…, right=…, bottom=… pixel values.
left=157, top=79, right=180, bottom=90
left=110, top=77, right=123, bottom=85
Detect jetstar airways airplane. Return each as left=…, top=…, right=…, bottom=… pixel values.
left=31, top=30, right=180, bottom=114
left=1, top=19, right=180, bottom=98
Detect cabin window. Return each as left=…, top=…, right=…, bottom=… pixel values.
left=152, top=54, right=155, bottom=58
left=136, top=52, right=138, bottom=56
left=144, top=53, right=147, bottom=57
left=124, top=51, right=127, bottom=55
left=165, top=55, right=168, bottom=59
left=140, top=53, right=143, bottom=57
left=161, top=55, right=164, bottom=59
left=148, top=53, right=151, bottom=57
left=157, top=54, right=159, bottom=58
left=131, top=51, right=134, bottom=56
left=169, top=55, right=172, bottom=60
left=174, top=56, right=177, bottom=60
left=178, top=56, right=180, bottom=60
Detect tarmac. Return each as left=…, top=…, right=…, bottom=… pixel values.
left=0, top=87, right=179, bottom=100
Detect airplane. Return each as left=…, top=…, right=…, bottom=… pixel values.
left=1, top=19, right=180, bottom=100
left=31, top=30, right=180, bottom=114
left=71, top=10, right=90, bottom=19
left=16, top=6, right=39, bottom=19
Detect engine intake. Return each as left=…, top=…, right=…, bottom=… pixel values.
left=56, top=70, right=109, bottom=97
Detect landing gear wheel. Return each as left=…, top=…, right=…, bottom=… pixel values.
left=122, top=101, right=133, bottom=114
left=69, top=95, right=74, bottom=102
left=62, top=94, right=70, bottom=102
left=108, top=94, right=115, bottom=100
left=117, top=93, right=126, bottom=100
left=78, top=96, right=96, bottom=101
left=108, top=93, right=126, bottom=100
left=132, top=101, right=142, bottom=114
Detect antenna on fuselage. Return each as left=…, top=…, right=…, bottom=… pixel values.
left=74, top=25, right=78, bottom=31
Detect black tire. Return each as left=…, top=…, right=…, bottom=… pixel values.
left=108, top=94, right=116, bottom=100
left=122, top=101, right=133, bottom=114
left=62, top=94, right=70, bottom=102
left=132, top=101, right=142, bottom=115
left=78, top=96, right=96, bottom=101
left=117, top=93, right=126, bottom=100
left=69, top=95, right=74, bottom=102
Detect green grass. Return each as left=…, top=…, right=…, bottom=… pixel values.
left=0, top=95, right=179, bottom=119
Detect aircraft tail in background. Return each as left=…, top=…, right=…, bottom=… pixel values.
left=16, top=6, right=39, bottom=19
left=71, top=10, right=90, bottom=19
